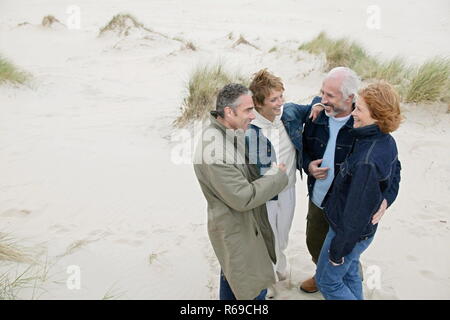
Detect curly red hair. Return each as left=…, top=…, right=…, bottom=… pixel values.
left=358, top=81, right=402, bottom=133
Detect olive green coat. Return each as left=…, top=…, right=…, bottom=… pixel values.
left=193, top=115, right=288, bottom=300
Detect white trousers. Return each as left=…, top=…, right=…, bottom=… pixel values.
left=265, top=185, right=296, bottom=276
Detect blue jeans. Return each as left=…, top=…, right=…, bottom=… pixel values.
left=219, top=270, right=267, bottom=300
left=316, top=227, right=374, bottom=300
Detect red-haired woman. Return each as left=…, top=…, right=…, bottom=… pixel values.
left=315, top=81, right=402, bottom=300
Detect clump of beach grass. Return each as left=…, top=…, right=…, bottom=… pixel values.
left=102, top=283, right=126, bottom=300
left=269, top=46, right=277, bottom=53
left=0, top=233, right=33, bottom=264
left=0, top=233, right=50, bottom=299
left=232, top=34, right=259, bottom=50
left=0, top=55, right=29, bottom=85
left=174, top=63, right=249, bottom=127
left=184, top=41, right=197, bottom=51
left=298, top=32, right=377, bottom=77
left=299, top=32, right=449, bottom=103
left=98, top=13, right=152, bottom=37
left=41, top=15, right=62, bottom=28
left=404, top=57, right=450, bottom=103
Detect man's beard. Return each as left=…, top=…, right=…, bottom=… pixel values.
left=324, top=102, right=346, bottom=117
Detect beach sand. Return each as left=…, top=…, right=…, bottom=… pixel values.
left=0, top=0, right=449, bottom=299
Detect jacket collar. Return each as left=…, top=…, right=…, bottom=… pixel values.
left=350, top=123, right=383, bottom=139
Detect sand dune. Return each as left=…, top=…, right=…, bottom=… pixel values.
left=0, top=0, right=449, bottom=299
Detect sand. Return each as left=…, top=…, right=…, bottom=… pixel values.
left=0, top=0, right=449, bottom=299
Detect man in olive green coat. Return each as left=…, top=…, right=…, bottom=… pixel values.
left=194, top=83, right=288, bottom=300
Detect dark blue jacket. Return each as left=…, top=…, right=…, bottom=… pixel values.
left=302, top=97, right=400, bottom=208
left=323, top=124, right=401, bottom=263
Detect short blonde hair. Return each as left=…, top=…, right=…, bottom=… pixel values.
left=358, top=81, right=402, bottom=133
left=249, top=69, right=284, bottom=107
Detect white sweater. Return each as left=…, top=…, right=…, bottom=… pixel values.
left=252, top=108, right=297, bottom=190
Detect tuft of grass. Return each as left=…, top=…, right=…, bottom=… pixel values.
left=173, top=37, right=197, bottom=51
left=404, top=57, right=450, bottom=103
left=0, top=55, right=29, bottom=85
left=185, top=41, right=197, bottom=51
left=299, top=32, right=373, bottom=74
left=174, top=63, right=249, bottom=127
left=0, top=233, right=33, bottom=263
left=299, top=32, right=450, bottom=103
left=269, top=46, right=277, bottom=53
left=232, top=35, right=259, bottom=50
left=102, top=283, right=126, bottom=300
left=41, top=15, right=61, bottom=28
left=0, top=233, right=50, bottom=299
left=98, top=13, right=152, bottom=37
left=17, top=22, right=31, bottom=27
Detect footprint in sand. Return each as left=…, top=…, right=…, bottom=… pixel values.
left=419, top=270, right=441, bottom=282
left=60, top=238, right=99, bottom=257
left=49, top=224, right=71, bottom=234
left=1, top=209, right=32, bottom=217
left=114, top=239, right=143, bottom=247
left=135, top=230, right=148, bottom=237
left=406, top=255, right=419, bottom=262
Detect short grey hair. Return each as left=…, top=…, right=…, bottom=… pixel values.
left=213, top=83, right=252, bottom=118
left=325, top=67, right=361, bottom=102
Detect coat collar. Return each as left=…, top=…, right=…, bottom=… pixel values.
left=350, top=123, right=384, bottom=139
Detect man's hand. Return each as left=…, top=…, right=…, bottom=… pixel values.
left=309, top=103, right=325, bottom=121
left=372, top=198, right=387, bottom=225
left=308, top=159, right=329, bottom=180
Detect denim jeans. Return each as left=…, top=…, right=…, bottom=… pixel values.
left=219, top=270, right=267, bottom=300
left=315, top=227, right=374, bottom=300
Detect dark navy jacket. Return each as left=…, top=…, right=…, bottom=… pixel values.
left=302, top=97, right=400, bottom=208
left=323, top=124, right=401, bottom=263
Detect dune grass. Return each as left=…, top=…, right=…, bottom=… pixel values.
left=173, top=37, right=197, bottom=51
left=299, top=32, right=387, bottom=80
left=0, top=56, right=29, bottom=85
left=232, top=35, right=259, bottom=50
left=404, top=57, right=450, bottom=103
left=299, top=32, right=449, bottom=103
left=0, top=233, right=49, bottom=299
left=99, top=13, right=152, bottom=37
left=184, top=41, right=197, bottom=51
left=41, top=15, right=62, bottom=28
left=0, top=233, right=33, bottom=264
left=174, top=63, right=249, bottom=127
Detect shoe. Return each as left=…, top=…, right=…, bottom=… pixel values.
left=266, top=285, right=277, bottom=299
left=299, top=277, right=318, bottom=294
left=276, top=270, right=288, bottom=281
